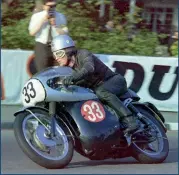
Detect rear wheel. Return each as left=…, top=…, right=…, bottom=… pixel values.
left=14, top=109, right=74, bottom=169
left=131, top=108, right=169, bottom=163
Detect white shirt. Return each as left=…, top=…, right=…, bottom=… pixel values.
left=29, top=11, right=67, bottom=44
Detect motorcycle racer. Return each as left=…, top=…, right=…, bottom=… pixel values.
left=51, top=34, right=139, bottom=134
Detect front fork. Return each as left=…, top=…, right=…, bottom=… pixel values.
left=49, top=102, right=57, bottom=137
left=25, top=102, right=58, bottom=137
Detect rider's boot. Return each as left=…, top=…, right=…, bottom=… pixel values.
left=105, top=95, right=139, bottom=134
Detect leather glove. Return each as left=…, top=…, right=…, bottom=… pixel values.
left=62, top=76, right=74, bottom=86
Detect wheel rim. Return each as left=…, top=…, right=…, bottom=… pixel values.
left=133, top=116, right=165, bottom=156
left=22, top=113, right=69, bottom=160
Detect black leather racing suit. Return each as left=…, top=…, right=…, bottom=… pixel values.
left=71, top=49, right=133, bottom=119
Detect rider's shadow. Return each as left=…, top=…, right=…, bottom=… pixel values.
left=68, top=148, right=178, bottom=169
left=67, top=157, right=140, bottom=169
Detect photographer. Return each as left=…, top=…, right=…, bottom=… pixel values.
left=29, top=0, right=68, bottom=72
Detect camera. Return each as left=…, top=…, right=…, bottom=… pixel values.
left=48, top=7, right=55, bottom=18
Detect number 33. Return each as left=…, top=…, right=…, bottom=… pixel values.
left=23, top=82, right=36, bottom=103
left=82, top=101, right=105, bottom=122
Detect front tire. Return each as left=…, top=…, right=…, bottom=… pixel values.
left=131, top=107, right=169, bottom=163
left=14, top=109, right=74, bottom=169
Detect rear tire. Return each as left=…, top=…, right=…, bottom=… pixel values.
left=14, top=109, right=74, bottom=169
left=131, top=108, right=169, bottom=163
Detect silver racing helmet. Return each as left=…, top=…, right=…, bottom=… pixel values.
left=51, top=35, right=75, bottom=52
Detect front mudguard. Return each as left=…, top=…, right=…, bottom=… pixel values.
left=14, top=106, right=49, bottom=117
left=132, top=102, right=167, bottom=133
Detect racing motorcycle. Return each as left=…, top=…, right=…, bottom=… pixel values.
left=13, top=66, right=169, bottom=169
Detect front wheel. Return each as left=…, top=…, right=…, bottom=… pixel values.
left=14, top=109, right=74, bottom=169
left=131, top=107, right=169, bottom=163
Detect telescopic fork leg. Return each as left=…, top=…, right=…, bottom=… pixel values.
left=49, top=102, right=57, bottom=137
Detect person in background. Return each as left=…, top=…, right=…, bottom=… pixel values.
left=169, top=29, right=178, bottom=47
left=105, top=21, right=114, bottom=32
left=51, top=35, right=139, bottom=134
left=29, top=0, right=68, bottom=72
left=99, top=20, right=115, bottom=32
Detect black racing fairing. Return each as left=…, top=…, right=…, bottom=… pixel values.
left=63, top=99, right=122, bottom=151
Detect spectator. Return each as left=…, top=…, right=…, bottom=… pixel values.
left=105, top=21, right=114, bottom=32
left=171, top=31, right=178, bottom=40
left=168, top=29, right=178, bottom=55
left=168, top=26, right=178, bottom=46
left=29, top=0, right=68, bottom=72
left=99, top=20, right=115, bottom=32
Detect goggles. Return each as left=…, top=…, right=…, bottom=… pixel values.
left=53, top=50, right=66, bottom=60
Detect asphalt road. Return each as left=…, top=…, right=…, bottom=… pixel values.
left=1, top=130, right=178, bottom=174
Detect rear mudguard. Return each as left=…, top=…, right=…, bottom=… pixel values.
left=132, top=102, right=167, bottom=132
left=143, top=102, right=165, bottom=123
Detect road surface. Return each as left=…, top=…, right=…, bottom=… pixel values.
left=1, top=130, right=178, bottom=174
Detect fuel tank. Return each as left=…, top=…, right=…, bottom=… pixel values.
left=63, top=99, right=122, bottom=151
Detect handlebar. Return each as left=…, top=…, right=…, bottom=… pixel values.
left=54, top=80, right=74, bottom=91
left=48, top=78, right=74, bottom=91
left=55, top=80, right=74, bottom=86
